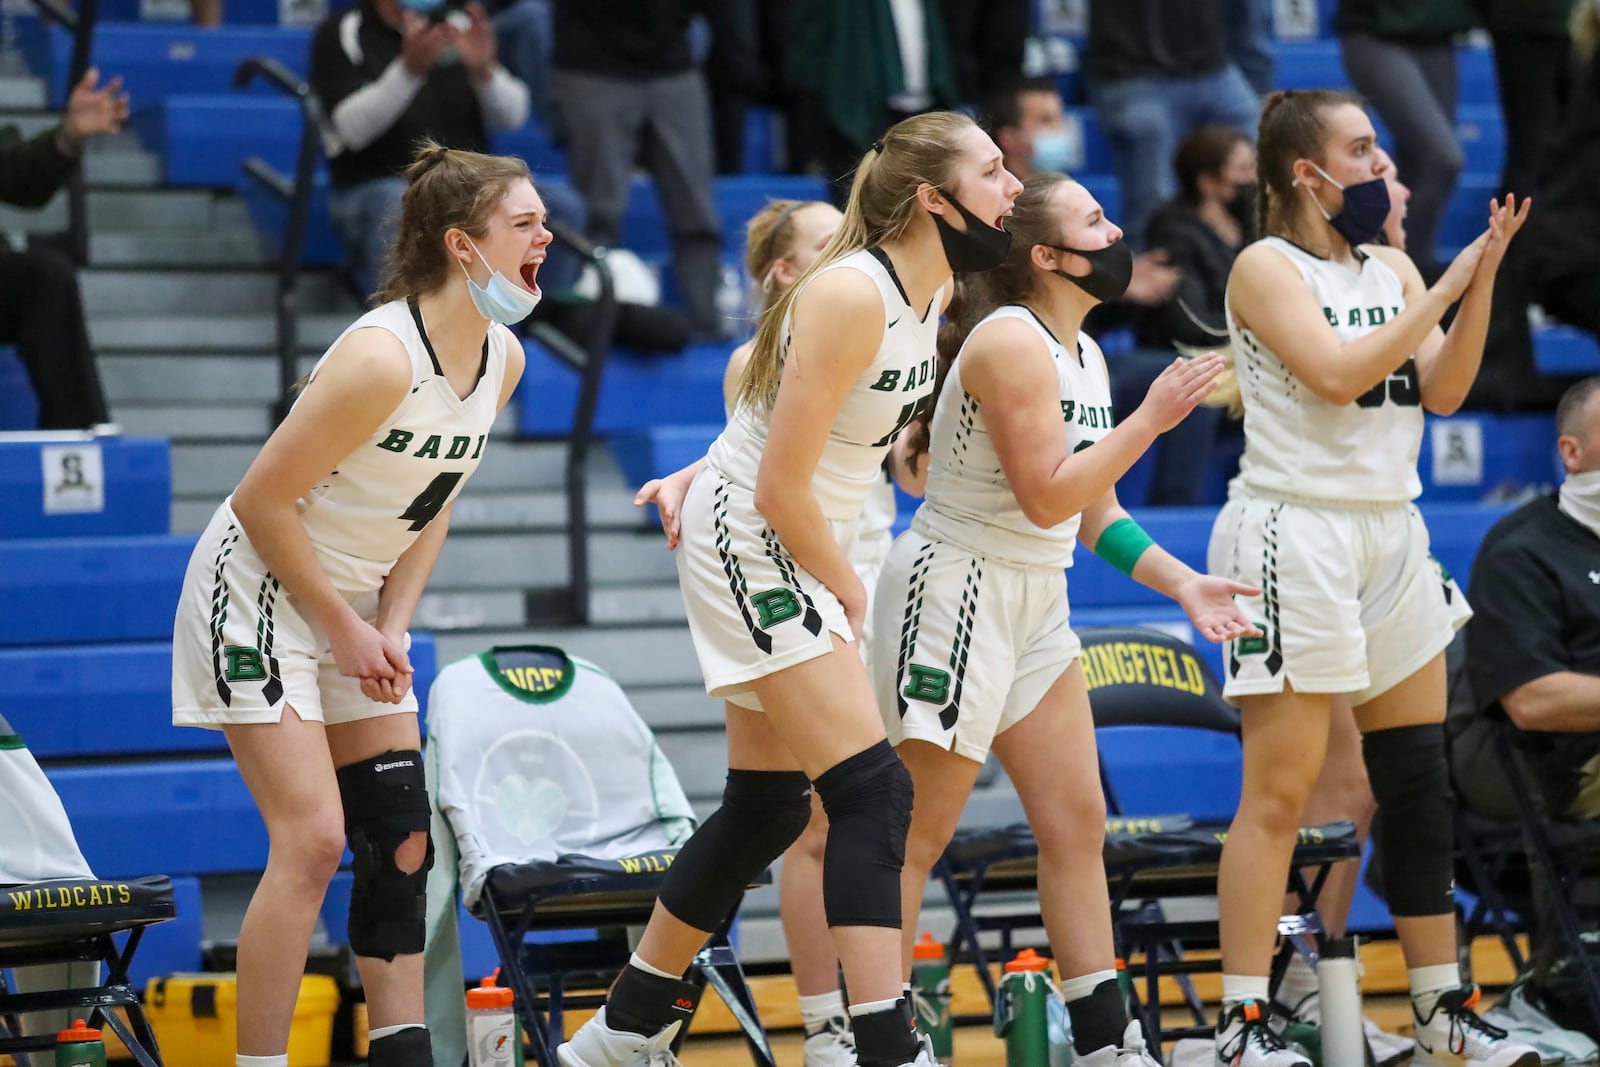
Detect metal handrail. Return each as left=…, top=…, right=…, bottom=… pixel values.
left=232, top=55, right=331, bottom=421
left=225, top=56, right=617, bottom=624
left=27, top=0, right=99, bottom=267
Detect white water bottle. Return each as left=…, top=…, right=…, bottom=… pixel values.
left=466, top=969, right=522, bottom=1066
left=1317, top=937, right=1365, bottom=1067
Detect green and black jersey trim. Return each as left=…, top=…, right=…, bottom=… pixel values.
left=894, top=540, right=937, bottom=720
left=761, top=528, right=823, bottom=638
left=942, top=555, right=983, bottom=729
left=208, top=524, right=242, bottom=706
left=1228, top=502, right=1285, bottom=680
left=711, top=479, right=771, bottom=652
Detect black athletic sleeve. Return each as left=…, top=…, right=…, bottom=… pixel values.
left=1466, top=541, right=1569, bottom=709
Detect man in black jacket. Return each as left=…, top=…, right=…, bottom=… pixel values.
left=1, top=68, right=126, bottom=431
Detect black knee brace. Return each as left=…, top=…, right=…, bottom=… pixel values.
left=815, top=740, right=913, bottom=929
left=367, top=1026, right=431, bottom=1067
left=337, top=749, right=433, bottom=960
left=657, top=769, right=812, bottom=931
left=1364, top=724, right=1455, bottom=916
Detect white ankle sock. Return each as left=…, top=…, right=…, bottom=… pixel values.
left=369, top=1023, right=424, bottom=1041
left=1279, top=952, right=1320, bottom=1003
left=848, top=997, right=902, bottom=1017
left=1060, top=969, right=1118, bottom=1002
left=1408, top=963, right=1460, bottom=1017
left=1222, top=974, right=1271, bottom=1010
left=629, top=952, right=681, bottom=980
left=799, top=990, right=847, bottom=1030
left=237, top=1056, right=289, bottom=1067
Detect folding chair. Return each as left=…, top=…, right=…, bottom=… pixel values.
left=424, top=645, right=774, bottom=1067
left=0, top=711, right=175, bottom=1067
left=933, top=626, right=1361, bottom=1055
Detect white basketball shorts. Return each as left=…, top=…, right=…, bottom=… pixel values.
left=172, top=503, right=418, bottom=729
left=872, top=529, right=1079, bottom=763
left=1208, top=492, right=1471, bottom=705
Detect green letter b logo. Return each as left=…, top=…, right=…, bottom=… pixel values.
left=903, top=664, right=951, bottom=704
left=224, top=645, right=267, bottom=682
left=751, top=588, right=801, bottom=628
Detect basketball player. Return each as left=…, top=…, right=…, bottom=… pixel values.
left=1208, top=89, right=1535, bottom=1067
left=877, top=170, right=1252, bottom=1066
left=169, top=143, right=535, bottom=1067
left=561, top=111, right=1022, bottom=1067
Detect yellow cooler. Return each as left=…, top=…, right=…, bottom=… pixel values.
left=144, top=973, right=339, bottom=1067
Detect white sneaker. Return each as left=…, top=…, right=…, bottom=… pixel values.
left=900, top=1032, right=941, bottom=1067
left=1076, top=1019, right=1163, bottom=1065
left=558, top=1007, right=684, bottom=1067
left=1414, top=985, right=1542, bottom=1067
left=1217, top=1000, right=1312, bottom=1067
left=1275, top=990, right=1415, bottom=1066
left=804, top=1014, right=859, bottom=1067
left=1482, top=984, right=1599, bottom=1065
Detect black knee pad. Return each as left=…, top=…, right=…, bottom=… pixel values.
left=367, top=1026, right=431, bottom=1066
left=337, top=750, right=434, bottom=960
left=815, top=740, right=913, bottom=928
left=1364, top=724, right=1455, bottom=916
left=657, top=769, right=812, bottom=931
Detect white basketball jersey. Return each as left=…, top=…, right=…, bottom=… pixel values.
left=914, top=306, right=1115, bottom=570
left=229, top=299, right=508, bottom=592
left=707, top=247, right=944, bottom=521
left=1229, top=237, right=1421, bottom=503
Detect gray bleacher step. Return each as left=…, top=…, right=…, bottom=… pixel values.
left=589, top=582, right=686, bottom=625
left=628, top=684, right=721, bottom=731
left=170, top=438, right=578, bottom=499
left=0, top=112, right=142, bottom=151
left=0, top=76, right=45, bottom=109
left=81, top=268, right=347, bottom=315
left=82, top=151, right=161, bottom=188
left=89, top=312, right=352, bottom=353
left=116, top=398, right=517, bottom=445
left=434, top=625, right=703, bottom=689
left=0, top=187, right=221, bottom=236
left=413, top=589, right=528, bottom=632
left=89, top=229, right=268, bottom=268
left=429, top=529, right=678, bottom=589
left=98, top=353, right=314, bottom=403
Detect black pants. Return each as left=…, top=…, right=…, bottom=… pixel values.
left=0, top=247, right=107, bottom=430
left=1489, top=30, right=1573, bottom=200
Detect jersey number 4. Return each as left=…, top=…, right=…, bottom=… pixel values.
left=1354, top=357, right=1420, bottom=409
left=399, top=472, right=462, bottom=530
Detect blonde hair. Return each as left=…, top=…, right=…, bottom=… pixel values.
left=1575, top=0, right=1600, bottom=59
left=1188, top=342, right=1244, bottom=418
left=735, top=111, right=981, bottom=412
left=375, top=140, right=533, bottom=304
left=744, top=199, right=824, bottom=310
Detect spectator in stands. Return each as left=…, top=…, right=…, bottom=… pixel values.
left=940, top=0, right=1030, bottom=108
left=310, top=0, right=532, bottom=293
left=1084, top=0, right=1262, bottom=251
left=1336, top=0, right=1476, bottom=275
left=478, top=0, right=552, bottom=118
left=0, top=68, right=125, bottom=431
left=1480, top=0, right=1577, bottom=201
left=1137, top=125, right=1257, bottom=351
left=1453, top=375, right=1600, bottom=1037
left=546, top=0, right=727, bottom=338
left=1228, top=0, right=1277, bottom=96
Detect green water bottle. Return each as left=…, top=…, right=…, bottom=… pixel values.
left=1114, top=957, right=1136, bottom=1017
left=911, top=932, right=954, bottom=1061
left=995, top=949, right=1054, bottom=1067
left=55, top=1019, right=106, bottom=1067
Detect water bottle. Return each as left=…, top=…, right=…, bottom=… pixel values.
left=466, top=969, right=522, bottom=1067
left=995, top=949, right=1054, bottom=1067
left=1317, top=938, right=1364, bottom=1067
left=54, top=1019, right=105, bottom=1067
left=910, top=932, right=953, bottom=1061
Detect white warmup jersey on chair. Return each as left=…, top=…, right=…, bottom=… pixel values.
left=1228, top=236, right=1419, bottom=504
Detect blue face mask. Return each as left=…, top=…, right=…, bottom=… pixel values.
left=1302, top=161, right=1390, bottom=248
left=459, top=236, right=541, bottom=325
left=1031, top=128, right=1076, bottom=174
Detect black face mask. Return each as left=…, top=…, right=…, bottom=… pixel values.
left=932, top=191, right=1012, bottom=273
left=1227, top=181, right=1257, bottom=234
left=1045, top=240, right=1134, bottom=304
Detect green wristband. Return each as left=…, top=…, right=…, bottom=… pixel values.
left=1094, top=518, right=1156, bottom=577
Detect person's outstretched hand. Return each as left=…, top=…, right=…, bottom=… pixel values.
left=62, top=68, right=129, bottom=148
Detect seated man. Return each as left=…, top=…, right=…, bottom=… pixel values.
left=0, top=69, right=125, bottom=431
left=1455, top=374, right=1600, bottom=1036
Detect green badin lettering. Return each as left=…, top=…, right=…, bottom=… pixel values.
left=869, top=370, right=902, bottom=392
left=903, top=664, right=951, bottom=704
left=751, top=588, right=802, bottom=628
left=376, top=429, right=413, bottom=453
left=223, top=645, right=267, bottom=682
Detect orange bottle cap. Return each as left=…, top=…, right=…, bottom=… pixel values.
left=913, top=932, right=945, bottom=961
left=1114, top=958, right=1127, bottom=970
left=1004, top=948, right=1050, bottom=973
left=57, top=1019, right=101, bottom=1041
left=467, top=973, right=515, bottom=1009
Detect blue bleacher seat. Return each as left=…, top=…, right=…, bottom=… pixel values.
left=609, top=424, right=721, bottom=490
left=0, top=437, right=171, bottom=539
left=19, top=23, right=312, bottom=109
left=1417, top=412, right=1558, bottom=501
left=126, top=876, right=204, bottom=987
left=1533, top=325, right=1600, bottom=377
left=1437, top=172, right=1499, bottom=259
left=617, top=174, right=830, bottom=260
left=516, top=337, right=732, bottom=437
left=1457, top=104, right=1506, bottom=178
left=0, top=633, right=438, bottom=760
left=0, top=346, right=39, bottom=431
left=0, top=534, right=193, bottom=645
left=1270, top=41, right=1496, bottom=108
left=1066, top=107, right=1115, bottom=177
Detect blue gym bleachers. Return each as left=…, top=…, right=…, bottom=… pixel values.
left=1535, top=326, right=1600, bottom=376
left=0, top=347, right=39, bottom=430
left=0, top=534, right=193, bottom=645
left=0, top=437, right=171, bottom=538
left=518, top=338, right=732, bottom=438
